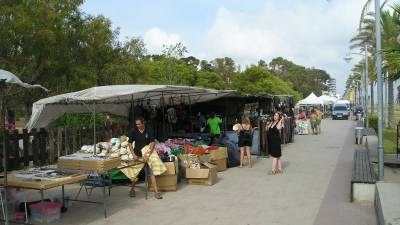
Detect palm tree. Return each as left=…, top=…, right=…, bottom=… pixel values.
left=351, top=14, right=376, bottom=113
left=380, top=9, right=400, bottom=128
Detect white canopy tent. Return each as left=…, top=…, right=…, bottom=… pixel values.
left=296, top=92, right=324, bottom=106
left=26, top=85, right=233, bottom=130
left=317, top=95, right=338, bottom=105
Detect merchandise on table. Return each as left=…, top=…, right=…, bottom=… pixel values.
left=14, top=168, right=80, bottom=181
left=296, top=120, right=309, bottom=135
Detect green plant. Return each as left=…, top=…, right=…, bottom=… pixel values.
left=368, top=114, right=378, bottom=132
left=51, top=113, right=105, bottom=128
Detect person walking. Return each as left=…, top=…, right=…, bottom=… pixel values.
left=237, top=117, right=253, bottom=168
left=266, top=112, right=283, bottom=175
left=310, top=109, right=318, bottom=135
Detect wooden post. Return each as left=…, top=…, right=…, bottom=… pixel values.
left=57, top=127, right=62, bottom=158
left=22, top=129, right=29, bottom=167
left=3, top=131, right=9, bottom=171
left=39, top=128, right=47, bottom=165
left=64, top=127, right=68, bottom=156
left=48, top=129, right=55, bottom=163
left=11, top=130, right=20, bottom=170
left=72, top=128, right=77, bottom=153
left=31, top=128, right=39, bottom=166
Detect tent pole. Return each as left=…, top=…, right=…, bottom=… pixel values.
left=93, top=104, right=96, bottom=156
left=188, top=95, right=193, bottom=134
left=0, top=80, right=9, bottom=225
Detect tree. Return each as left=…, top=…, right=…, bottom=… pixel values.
left=269, top=57, right=331, bottom=97
left=211, top=57, right=237, bottom=88
left=233, top=66, right=301, bottom=101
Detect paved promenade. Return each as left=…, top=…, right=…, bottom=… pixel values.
left=47, top=119, right=376, bottom=225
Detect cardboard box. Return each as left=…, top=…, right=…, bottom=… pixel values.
left=148, top=175, right=177, bottom=192
left=163, top=160, right=178, bottom=176
left=209, top=147, right=228, bottom=161
left=185, top=162, right=218, bottom=186
left=179, top=154, right=210, bottom=165
left=210, top=158, right=227, bottom=172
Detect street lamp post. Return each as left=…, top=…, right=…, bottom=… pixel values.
left=364, top=43, right=369, bottom=128
left=344, top=51, right=369, bottom=128
left=375, top=0, right=384, bottom=180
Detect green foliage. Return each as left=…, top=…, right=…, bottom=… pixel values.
left=1, top=0, right=334, bottom=120
left=383, top=129, right=397, bottom=154
left=269, top=57, right=330, bottom=97
left=51, top=113, right=105, bottom=128
left=233, top=66, right=302, bottom=101
left=368, top=114, right=378, bottom=132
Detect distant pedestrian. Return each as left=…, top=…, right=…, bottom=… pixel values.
left=310, top=109, right=318, bottom=134
left=298, top=108, right=307, bottom=121
left=266, top=112, right=283, bottom=175
left=237, top=117, right=253, bottom=168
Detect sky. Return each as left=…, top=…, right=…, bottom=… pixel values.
left=81, top=0, right=370, bottom=95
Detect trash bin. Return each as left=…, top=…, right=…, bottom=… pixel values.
left=356, top=113, right=362, bottom=121
left=355, top=127, right=364, bottom=144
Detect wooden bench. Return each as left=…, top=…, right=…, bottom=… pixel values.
left=351, top=148, right=376, bottom=202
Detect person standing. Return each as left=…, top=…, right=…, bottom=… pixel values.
left=207, top=112, right=222, bottom=144
left=237, top=117, right=253, bottom=168
left=266, top=112, right=283, bottom=175
left=127, top=117, right=164, bottom=199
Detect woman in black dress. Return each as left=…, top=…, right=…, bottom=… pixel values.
left=266, top=112, right=283, bottom=175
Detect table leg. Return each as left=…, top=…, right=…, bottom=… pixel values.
left=40, top=190, right=44, bottom=222
left=61, top=185, right=67, bottom=212
left=103, top=183, right=107, bottom=218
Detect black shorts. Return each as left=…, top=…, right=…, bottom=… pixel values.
left=238, top=134, right=252, bottom=147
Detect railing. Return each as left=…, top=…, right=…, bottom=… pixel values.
left=0, top=125, right=129, bottom=172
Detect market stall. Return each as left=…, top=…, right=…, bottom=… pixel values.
left=1, top=69, right=48, bottom=225
left=23, top=85, right=233, bottom=218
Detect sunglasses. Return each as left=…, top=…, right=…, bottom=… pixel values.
left=135, top=123, right=143, bottom=126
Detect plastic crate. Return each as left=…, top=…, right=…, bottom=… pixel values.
left=29, top=201, right=61, bottom=223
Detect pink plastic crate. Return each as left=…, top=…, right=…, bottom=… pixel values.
left=29, top=202, right=61, bottom=223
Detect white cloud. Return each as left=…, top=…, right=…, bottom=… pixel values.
left=199, top=0, right=366, bottom=95
left=143, top=27, right=182, bottom=55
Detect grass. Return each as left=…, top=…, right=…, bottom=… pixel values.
left=383, top=129, right=397, bottom=154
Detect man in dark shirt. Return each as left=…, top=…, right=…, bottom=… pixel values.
left=128, top=117, right=162, bottom=199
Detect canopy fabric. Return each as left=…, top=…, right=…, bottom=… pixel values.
left=0, top=69, right=49, bottom=91
left=317, top=95, right=338, bottom=105
left=26, top=85, right=233, bottom=130
left=296, top=92, right=324, bottom=106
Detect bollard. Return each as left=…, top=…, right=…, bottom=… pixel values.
left=356, top=113, right=362, bottom=121
left=355, top=127, right=364, bottom=144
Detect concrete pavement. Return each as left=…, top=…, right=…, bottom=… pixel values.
left=41, top=119, right=376, bottom=225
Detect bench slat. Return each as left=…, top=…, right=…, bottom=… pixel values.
left=352, top=148, right=375, bottom=184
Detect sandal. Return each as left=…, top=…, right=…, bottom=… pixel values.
left=155, top=192, right=163, bottom=199
left=277, top=169, right=283, bottom=174
left=268, top=170, right=276, bottom=175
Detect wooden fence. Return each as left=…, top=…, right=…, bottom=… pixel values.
left=0, top=125, right=129, bottom=172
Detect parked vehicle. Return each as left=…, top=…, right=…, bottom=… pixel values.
left=332, top=104, right=350, bottom=120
